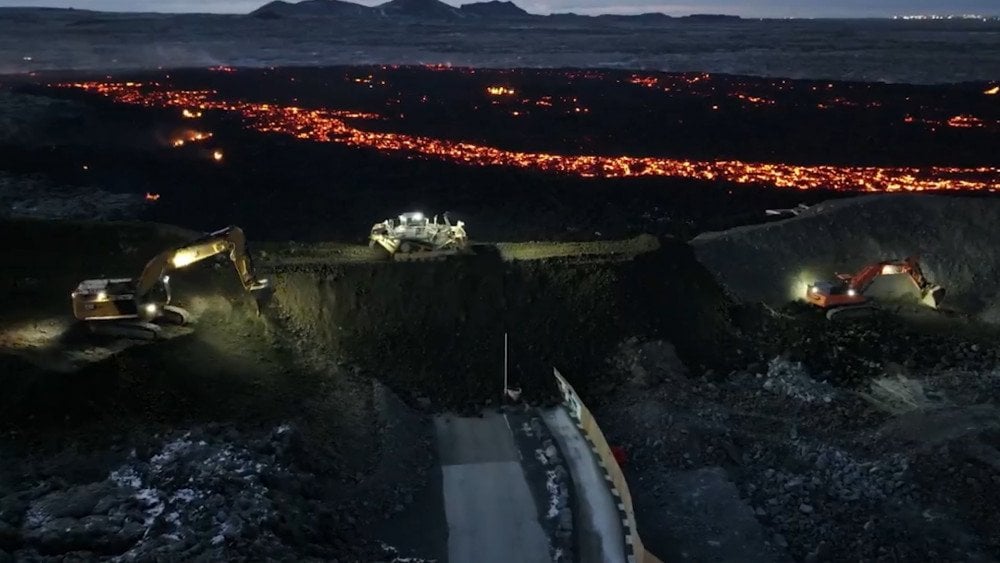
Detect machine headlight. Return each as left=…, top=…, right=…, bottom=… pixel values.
left=809, top=286, right=818, bottom=294
left=96, top=291, right=108, bottom=301
left=847, top=289, right=858, bottom=297
left=145, top=303, right=158, bottom=315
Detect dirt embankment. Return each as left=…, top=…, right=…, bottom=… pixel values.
left=266, top=236, right=737, bottom=409
left=692, top=194, right=1000, bottom=322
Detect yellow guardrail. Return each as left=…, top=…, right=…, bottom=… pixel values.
left=554, top=368, right=663, bottom=563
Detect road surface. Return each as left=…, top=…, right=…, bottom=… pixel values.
left=543, top=407, right=627, bottom=563
left=434, top=412, right=551, bottom=563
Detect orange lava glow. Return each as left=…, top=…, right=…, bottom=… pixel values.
left=212, top=150, right=224, bottom=162
left=60, top=81, right=1000, bottom=193
left=486, top=86, right=516, bottom=96
left=628, top=76, right=659, bottom=88
left=732, top=93, right=776, bottom=106
left=905, top=114, right=996, bottom=131
left=209, top=66, right=236, bottom=73
left=181, top=108, right=202, bottom=119
left=145, top=192, right=160, bottom=201
left=947, top=115, right=985, bottom=128
left=985, top=86, right=999, bottom=95
left=171, top=130, right=213, bottom=147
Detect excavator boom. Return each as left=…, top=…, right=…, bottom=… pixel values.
left=134, top=226, right=265, bottom=301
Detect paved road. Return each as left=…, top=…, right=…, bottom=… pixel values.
left=543, top=407, right=627, bottom=563
left=434, top=412, right=551, bottom=563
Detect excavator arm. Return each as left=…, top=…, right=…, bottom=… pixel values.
left=135, top=226, right=269, bottom=302
left=812, top=256, right=945, bottom=312
left=839, top=256, right=941, bottom=301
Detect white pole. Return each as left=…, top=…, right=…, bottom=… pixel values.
left=503, top=332, right=508, bottom=399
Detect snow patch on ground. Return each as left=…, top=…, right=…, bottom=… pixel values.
left=379, top=541, right=438, bottom=562
left=544, top=469, right=561, bottom=520
left=106, top=427, right=288, bottom=559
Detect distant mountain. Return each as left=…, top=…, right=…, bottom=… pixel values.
left=685, top=13, right=742, bottom=21
left=249, top=0, right=741, bottom=22
left=375, top=0, right=464, bottom=19
left=459, top=1, right=529, bottom=18
left=252, top=0, right=375, bottom=18
left=592, top=12, right=673, bottom=23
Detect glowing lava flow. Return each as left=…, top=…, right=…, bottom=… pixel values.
left=62, top=81, right=1000, bottom=192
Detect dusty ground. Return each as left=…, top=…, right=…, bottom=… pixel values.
left=0, top=220, right=432, bottom=561
left=596, top=326, right=1000, bottom=561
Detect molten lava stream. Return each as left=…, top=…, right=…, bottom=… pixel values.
left=61, top=81, right=1000, bottom=193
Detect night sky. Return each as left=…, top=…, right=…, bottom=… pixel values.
left=0, top=0, right=996, bottom=18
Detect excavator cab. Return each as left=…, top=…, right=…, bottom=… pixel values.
left=805, top=280, right=866, bottom=309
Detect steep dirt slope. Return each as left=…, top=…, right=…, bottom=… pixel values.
left=266, top=236, right=738, bottom=409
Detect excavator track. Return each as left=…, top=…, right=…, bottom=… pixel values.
left=826, top=303, right=877, bottom=321
left=393, top=250, right=461, bottom=262
left=85, top=306, right=191, bottom=340
left=87, top=321, right=162, bottom=340
left=160, top=305, right=191, bottom=325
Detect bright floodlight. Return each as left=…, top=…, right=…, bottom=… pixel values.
left=171, top=250, right=198, bottom=268
left=145, top=303, right=158, bottom=315
left=847, top=289, right=858, bottom=297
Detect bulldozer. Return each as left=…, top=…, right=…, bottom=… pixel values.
left=71, top=226, right=270, bottom=339
left=805, top=256, right=945, bottom=320
left=369, top=211, right=469, bottom=260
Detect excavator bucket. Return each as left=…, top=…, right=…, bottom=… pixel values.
left=921, top=284, right=946, bottom=309
left=249, top=280, right=273, bottom=316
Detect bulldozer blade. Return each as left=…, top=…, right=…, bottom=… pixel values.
left=921, top=285, right=946, bottom=309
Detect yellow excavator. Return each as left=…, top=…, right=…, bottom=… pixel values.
left=71, top=226, right=270, bottom=339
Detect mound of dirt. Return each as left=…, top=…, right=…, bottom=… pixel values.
left=691, top=194, right=1000, bottom=322
left=267, top=237, right=738, bottom=410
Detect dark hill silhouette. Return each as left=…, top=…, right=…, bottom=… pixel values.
left=459, top=1, right=529, bottom=18
left=376, top=0, right=464, bottom=19
left=252, top=0, right=375, bottom=18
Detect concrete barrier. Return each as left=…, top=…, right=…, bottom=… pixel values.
left=554, top=368, right=663, bottom=563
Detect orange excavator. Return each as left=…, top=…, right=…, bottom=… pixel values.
left=805, top=256, right=945, bottom=319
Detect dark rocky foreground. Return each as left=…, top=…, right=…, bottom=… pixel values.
left=3, top=200, right=1000, bottom=560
